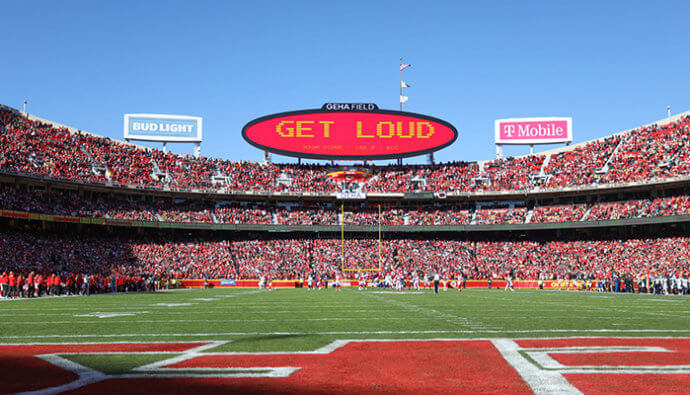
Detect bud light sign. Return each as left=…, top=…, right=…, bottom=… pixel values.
left=495, top=117, right=572, bottom=145
left=124, top=114, right=202, bottom=142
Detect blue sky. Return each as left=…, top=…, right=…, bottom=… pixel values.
left=2, top=0, right=689, bottom=164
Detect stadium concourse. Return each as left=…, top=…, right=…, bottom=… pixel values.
left=1, top=104, right=690, bottom=298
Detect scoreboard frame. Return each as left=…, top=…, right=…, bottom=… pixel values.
left=242, top=108, right=458, bottom=160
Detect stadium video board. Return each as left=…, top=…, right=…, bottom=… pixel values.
left=242, top=104, right=457, bottom=160
left=124, top=114, right=202, bottom=143
left=495, top=117, right=572, bottom=145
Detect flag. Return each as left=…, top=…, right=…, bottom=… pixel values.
left=401, top=80, right=410, bottom=88
left=400, top=64, right=411, bottom=71
left=400, top=95, right=409, bottom=103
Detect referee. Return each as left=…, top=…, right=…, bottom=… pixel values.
left=433, top=273, right=440, bottom=294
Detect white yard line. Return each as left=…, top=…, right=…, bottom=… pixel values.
left=0, top=309, right=390, bottom=317
left=1, top=315, right=667, bottom=323
left=7, top=317, right=432, bottom=325
left=3, top=328, right=690, bottom=340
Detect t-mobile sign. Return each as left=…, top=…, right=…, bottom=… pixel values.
left=495, top=117, right=572, bottom=145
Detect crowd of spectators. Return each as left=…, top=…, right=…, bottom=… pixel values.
left=1, top=231, right=688, bottom=298
left=603, top=116, right=690, bottom=184
left=4, top=183, right=690, bottom=226
left=532, top=204, right=587, bottom=223
left=475, top=207, right=527, bottom=224
left=587, top=195, right=690, bottom=221
left=3, top=107, right=690, bottom=195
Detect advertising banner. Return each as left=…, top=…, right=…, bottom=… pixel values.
left=124, top=114, right=202, bottom=142
left=495, top=117, right=572, bottom=145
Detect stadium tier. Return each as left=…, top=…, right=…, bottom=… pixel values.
left=1, top=104, right=690, bottom=296
left=2, top=106, right=690, bottom=194
left=3, top=181, right=690, bottom=226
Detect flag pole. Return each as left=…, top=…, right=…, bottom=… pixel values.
left=399, top=57, right=403, bottom=111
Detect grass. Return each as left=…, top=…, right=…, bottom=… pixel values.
left=1, top=288, right=688, bottom=350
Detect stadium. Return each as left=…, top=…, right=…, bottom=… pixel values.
left=2, top=2, right=690, bottom=394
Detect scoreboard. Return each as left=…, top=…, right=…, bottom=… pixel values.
left=242, top=104, right=457, bottom=160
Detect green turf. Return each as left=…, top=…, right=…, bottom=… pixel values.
left=62, top=353, right=178, bottom=375
left=0, top=288, right=688, bottom=354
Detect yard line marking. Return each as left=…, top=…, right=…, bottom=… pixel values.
left=7, top=317, right=436, bottom=325
left=0, top=314, right=671, bottom=322
left=647, top=298, right=686, bottom=302
left=0, top=306, right=395, bottom=312
left=0, top=309, right=390, bottom=317
left=370, top=291, right=426, bottom=294
left=73, top=312, right=150, bottom=319
left=212, top=290, right=266, bottom=298
left=4, top=329, right=690, bottom=340
left=1, top=336, right=686, bottom=346
left=151, top=303, right=197, bottom=307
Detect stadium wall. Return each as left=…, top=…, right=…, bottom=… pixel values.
left=4, top=169, right=690, bottom=202
left=177, top=278, right=596, bottom=290
left=3, top=208, right=690, bottom=233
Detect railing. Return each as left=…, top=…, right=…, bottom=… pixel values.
left=2, top=167, right=690, bottom=200
left=3, top=207, right=690, bottom=233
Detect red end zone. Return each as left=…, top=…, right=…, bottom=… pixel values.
left=1, top=338, right=688, bottom=394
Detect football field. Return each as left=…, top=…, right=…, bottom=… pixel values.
left=1, top=288, right=689, bottom=393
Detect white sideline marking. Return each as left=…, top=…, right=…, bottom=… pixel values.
left=0, top=309, right=389, bottom=317
left=191, top=298, right=219, bottom=301
left=371, top=291, right=425, bottom=294
left=4, top=316, right=671, bottom=325
left=213, top=290, right=265, bottom=298
left=648, top=298, right=685, bottom=303
left=5, top=329, right=690, bottom=340
left=10, top=317, right=433, bottom=325
left=73, top=311, right=150, bottom=319
left=151, top=303, right=196, bottom=307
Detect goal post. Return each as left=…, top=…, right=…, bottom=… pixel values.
left=326, top=169, right=381, bottom=273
